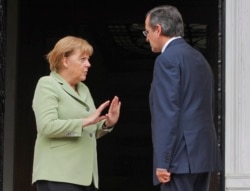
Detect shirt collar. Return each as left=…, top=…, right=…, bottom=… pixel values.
left=162, top=36, right=182, bottom=53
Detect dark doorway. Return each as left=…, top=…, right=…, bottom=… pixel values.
left=11, top=0, right=223, bottom=191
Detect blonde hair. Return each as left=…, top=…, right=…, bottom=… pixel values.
left=46, top=36, right=93, bottom=71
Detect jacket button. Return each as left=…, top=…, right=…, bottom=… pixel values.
left=89, top=133, right=93, bottom=137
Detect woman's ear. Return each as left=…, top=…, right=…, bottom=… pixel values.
left=62, top=57, right=69, bottom=68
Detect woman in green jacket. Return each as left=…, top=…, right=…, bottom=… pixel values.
left=32, top=35, right=121, bottom=191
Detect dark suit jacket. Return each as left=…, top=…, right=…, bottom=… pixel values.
left=149, top=38, right=222, bottom=185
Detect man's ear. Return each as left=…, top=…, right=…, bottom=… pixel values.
left=156, top=24, right=162, bottom=36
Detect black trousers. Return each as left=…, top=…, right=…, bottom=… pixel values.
left=35, top=180, right=97, bottom=191
left=160, top=172, right=211, bottom=191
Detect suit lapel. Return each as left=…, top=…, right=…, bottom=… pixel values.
left=50, top=71, right=90, bottom=110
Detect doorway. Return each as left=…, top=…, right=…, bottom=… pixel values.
left=2, top=0, right=224, bottom=191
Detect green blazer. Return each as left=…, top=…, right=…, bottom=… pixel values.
left=32, top=71, right=112, bottom=188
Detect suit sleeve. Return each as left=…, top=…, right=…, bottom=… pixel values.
left=150, top=55, right=181, bottom=170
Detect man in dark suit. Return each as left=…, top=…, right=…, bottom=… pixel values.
left=143, top=5, right=223, bottom=191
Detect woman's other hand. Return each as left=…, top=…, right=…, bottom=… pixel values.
left=104, top=96, right=121, bottom=127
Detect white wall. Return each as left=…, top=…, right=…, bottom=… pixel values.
left=225, top=0, right=250, bottom=190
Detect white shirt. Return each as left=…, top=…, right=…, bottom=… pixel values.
left=162, top=36, right=181, bottom=53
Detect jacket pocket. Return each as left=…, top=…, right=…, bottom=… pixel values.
left=50, top=138, right=76, bottom=148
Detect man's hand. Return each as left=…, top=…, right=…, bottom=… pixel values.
left=156, top=168, right=171, bottom=183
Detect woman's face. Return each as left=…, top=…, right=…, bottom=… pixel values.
left=63, top=48, right=91, bottom=84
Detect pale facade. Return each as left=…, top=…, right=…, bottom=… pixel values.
left=225, top=0, right=250, bottom=190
